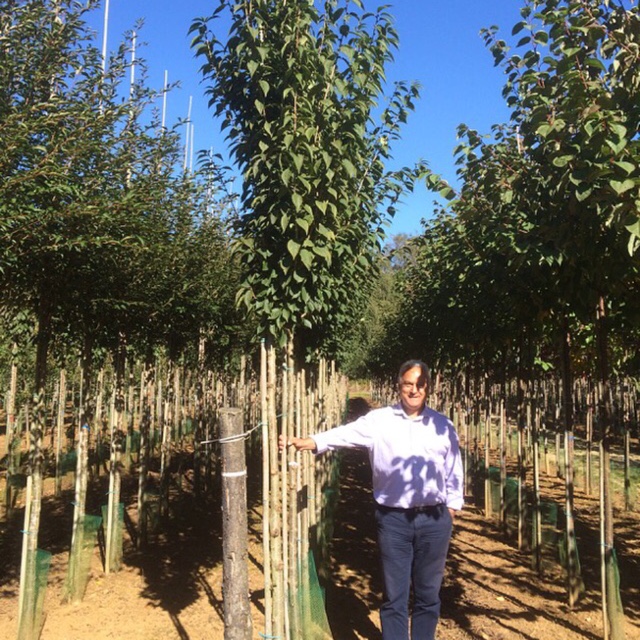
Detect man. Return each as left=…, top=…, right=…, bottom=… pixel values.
left=280, top=359, right=463, bottom=640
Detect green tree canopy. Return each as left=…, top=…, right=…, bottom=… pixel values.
left=192, top=0, right=425, bottom=360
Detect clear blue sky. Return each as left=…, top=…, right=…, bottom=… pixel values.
left=90, top=1, right=525, bottom=238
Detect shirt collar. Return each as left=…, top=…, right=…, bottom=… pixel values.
left=392, top=403, right=428, bottom=421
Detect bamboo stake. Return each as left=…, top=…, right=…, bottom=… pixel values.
left=499, top=397, right=506, bottom=531
left=532, top=421, right=542, bottom=574
left=54, top=368, right=66, bottom=496
left=600, top=439, right=609, bottom=640
left=286, top=340, right=299, bottom=637
left=160, top=362, right=171, bottom=517
left=298, top=369, right=311, bottom=632
left=280, top=339, right=291, bottom=640
left=484, top=406, right=491, bottom=519
left=4, top=345, right=18, bottom=518
left=17, top=394, right=44, bottom=638
left=17, top=464, right=33, bottom=633
left=95, top=368, right=105, bottom=478
left=105, top=386, right=117, bottom=574
left=67, top=423, right=89, bottom=602
left=260, top=341, right=272, bottom=637
left=267, top=343, right=284, bottom=638
left=137, top=366, right=151, bottom=549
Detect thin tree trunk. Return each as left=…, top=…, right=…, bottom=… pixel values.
left=105, top=339, right=125, bottom=574
left=561, top=318, right=582, bottom=607
left=586, top=387, right=593, bottom=495
left=66, top=424, right=89, bottom=602
left=499, top=396, right=507, bottom=532
left=18, top=293, right=51, bottom=638
left=596, top=296, right=625, bottom=640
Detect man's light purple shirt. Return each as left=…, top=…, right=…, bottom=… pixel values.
left=311, top=403, right=464, bottom=511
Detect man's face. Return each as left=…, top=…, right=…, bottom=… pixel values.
left=398, top=365, right=427, bottom=416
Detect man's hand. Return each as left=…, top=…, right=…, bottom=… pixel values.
left=278, top=434, right=317, bottom=452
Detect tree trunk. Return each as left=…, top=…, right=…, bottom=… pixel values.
left=596, top=296, right=625, bottom=640
left=499, top=396, right=507, bottom=533
left=560, top=318, right=582, bottom=607
left=65, top=423, right=89, bottom=602
left=105, top=337, right=125, bottom=574
left=18, top=293, right=51, bottom=639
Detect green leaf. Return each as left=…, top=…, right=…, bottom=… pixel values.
left=296, top=216, right=310, bottom=233
left=613, top=161, right=635, bottom=176
left=533, top=31, right=548, bottom=45
left=610, top=179, right=635, bottom=195
left=292, top=192, right=303, bottom=211
left=439, top=185, right=456, bottom=200
left=511, top=21, right=527, bottom=35
left=342, top=158, right=357, bottom=178
left=313, top=246, right=332, bottom=262
left=610, top=123, right=628, bottom=139
left=300, top=249, right=314, bottom=270
left=536, top=123, right=552, bottom=138
left=625, top=217, right=640, bottom=238
left=292, top=153, right=304, bottom=173
left=552, top=155, right=572, bottom=168
left=317, top=224, right=334, bottom=240
left=287, top=239, right=301, bottom=258
left=575, top=183, right=592, bottom=202
left=585, top=58, right=605, bottom=72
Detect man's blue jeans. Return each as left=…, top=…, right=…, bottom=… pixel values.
left=375, top=504, right=452, bottom=640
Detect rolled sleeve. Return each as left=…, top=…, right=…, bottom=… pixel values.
left=311, top=414, right=377, bottom=454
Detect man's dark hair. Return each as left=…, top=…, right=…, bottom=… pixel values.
left=397, top=359, right=431, bottom=387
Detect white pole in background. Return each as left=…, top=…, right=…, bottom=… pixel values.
left=183, top=95, right=192, bottom=171
left=162, top=70, right=168, bottom=131
left=101, top=0, right=110, bottom=73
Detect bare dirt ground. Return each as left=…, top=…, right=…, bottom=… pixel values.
left=1, top=396, right=639, bottom=640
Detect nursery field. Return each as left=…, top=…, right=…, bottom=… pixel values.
left=1, top=396, right=639, bottom=640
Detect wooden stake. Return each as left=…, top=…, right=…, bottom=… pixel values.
left=220, top=408, right=253, bottom=640
left=260, top=341, right=272, bottom=637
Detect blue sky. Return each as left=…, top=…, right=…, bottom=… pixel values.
left=90, top=1, right=526, bottom=237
